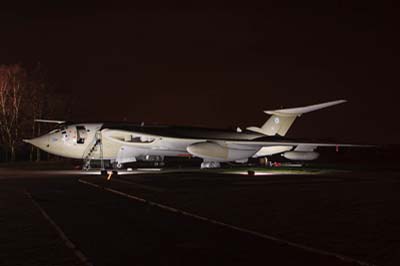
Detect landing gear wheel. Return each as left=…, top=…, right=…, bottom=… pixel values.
left=201, top=161, right=221, bottom=169
left=153, top=161, right=165, bottom=167
left=112, top=162, right=123, bottom=169
left=247, top=170, right=255, bottom=176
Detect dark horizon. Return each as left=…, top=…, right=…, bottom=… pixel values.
left=1, top=2, right=399, bottom=144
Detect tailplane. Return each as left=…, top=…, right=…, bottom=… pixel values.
left=247, top=100, right=346, bottom=136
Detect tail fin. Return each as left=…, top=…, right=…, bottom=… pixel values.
left=246, top=100, right=346, bottom=136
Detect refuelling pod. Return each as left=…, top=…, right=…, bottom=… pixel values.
left=187, top=142, right=256, bottom=162
left=283, top=151, right=319, bottom=161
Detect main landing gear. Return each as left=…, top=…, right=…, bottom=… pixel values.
left=200, top=161, right=221, bottom=169
left=112, top=162, right=123, bottom=169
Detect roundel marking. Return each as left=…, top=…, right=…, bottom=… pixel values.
left=274, top=117, right=280, bottom=124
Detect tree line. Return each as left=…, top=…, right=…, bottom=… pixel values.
left=0, top=64, right=70, bottom=162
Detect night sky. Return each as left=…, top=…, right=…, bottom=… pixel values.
left=1, top=2, right=399, bottom=144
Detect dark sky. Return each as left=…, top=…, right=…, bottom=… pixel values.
left=1, top=2, right=399, bottom=144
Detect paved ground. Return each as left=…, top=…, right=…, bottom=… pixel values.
left=0, top=167, right=399, bottom=266
left=0, top=184, right=84, bottom=266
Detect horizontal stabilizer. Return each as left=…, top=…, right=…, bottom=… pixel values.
left=264, top=99, right=347, bottom=117
left=247, top=100, right=347, bottom=136
left=34, top=119, right=66, bottom=124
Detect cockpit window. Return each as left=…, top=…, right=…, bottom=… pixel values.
left=76, top=126, right=87, bottom=144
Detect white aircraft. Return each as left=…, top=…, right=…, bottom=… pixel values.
left=24, top=100, right=364, bottom=170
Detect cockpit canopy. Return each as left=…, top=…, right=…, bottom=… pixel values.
left=47, top=125, right=90, bottom=144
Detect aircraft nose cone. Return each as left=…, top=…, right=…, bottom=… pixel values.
left=23, top=135, right=49, bottom=151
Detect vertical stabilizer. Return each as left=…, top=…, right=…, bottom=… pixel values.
left=246, top=100, right=346, bottom=136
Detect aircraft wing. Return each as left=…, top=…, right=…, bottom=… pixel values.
left=225, top=140, right=374, bottom=158
left=225, top=140, right=373, bottom=148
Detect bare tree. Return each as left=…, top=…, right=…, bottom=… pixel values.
left=28, top=63, right=47, bottom=161
left=0, top=65, right=27, bottom=161
left=0, top=63, right=72, bottom=162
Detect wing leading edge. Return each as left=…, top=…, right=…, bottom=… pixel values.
left=226, top=140, right=374, bottom=158
left=226, top=140, right=374, bottom=148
